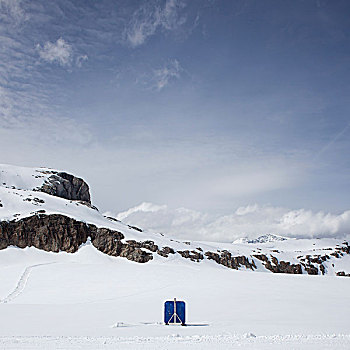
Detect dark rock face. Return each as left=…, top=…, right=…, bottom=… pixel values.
left=178, top=250, right=204, bottom=262
left=304, top=265, right=319, bottom=275
left=0, top=214, right=90, bottom=252
left=40, top=172, right=91, bottom=204
left=92, top=227, right=124, bottom=256
left=0, top=214, right=153, bottom=263
left=140, top=240, right=159, bottom=252
left=205, top=251, right=220, bottom=263
left=205, top=250, right=255, bottom=270
left=341, top=242, right=350, bottom=253
left=127, top=225, right=143, bottom=232
left=119, top=245, right=153, bottom=263
left=336, top=271, right=350, bottom=277
left=253, top=254, right=269, bottom=262
left=264, top=259, right=302, bottom=274
left=254, top=244, right=350, bottom=276
left=157, top=246, right=175, bottom=257
left=254, top=254, right=303, bottom=274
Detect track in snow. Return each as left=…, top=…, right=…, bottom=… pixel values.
left=0, top=263, right=55, bottom=304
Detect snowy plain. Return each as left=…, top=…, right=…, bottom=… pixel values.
left=0, top=244, right=350, bottom=349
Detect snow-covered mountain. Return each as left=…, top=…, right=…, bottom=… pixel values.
left=233, top=234, right=288, bottom=244
left=0, top=163, right=350, bottom=277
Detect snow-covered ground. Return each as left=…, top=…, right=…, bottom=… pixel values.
left=0, top=244, right=349, bottom=349
left=1, top=164, right=350, bottom=348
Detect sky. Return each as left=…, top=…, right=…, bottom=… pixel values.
left=1, top=0, right=350, bottom=241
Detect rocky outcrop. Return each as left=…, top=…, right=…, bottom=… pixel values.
left=253, top=254, right=269, bottom=262
left=252, top=251, right=350, bottom=275
left=0, top=214, right=153, bottom=263
left=336, top=271, right=350, bottom=277
left=127, top=225, right=143, bottom=232
left=140, top=240, right=159, bottom=252
left=264, top=259, right=302, bottom=274
left=178, top=250, right=204, bottom=262
left=0, top=214, right=89, bottom=253
left=304, top=265, right=318, bottom=275
left=205, top=250, right=255, bottom=270
left=157, top=246, right=175, bottom=258
left=40, top=172, right=91, bottom=203
left=91, top=227, right=125, bottom=256
left=119, top=244, right=153, bottom=263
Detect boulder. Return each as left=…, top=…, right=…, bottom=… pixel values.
left=40, top=172, right=91, bottom=203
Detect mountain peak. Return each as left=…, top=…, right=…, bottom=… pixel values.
left=233, top=234, right=288, bottom=244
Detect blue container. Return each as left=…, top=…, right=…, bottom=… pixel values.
left=164, top=299, right=186, bottom=325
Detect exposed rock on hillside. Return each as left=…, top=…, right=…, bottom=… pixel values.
left=157, top=246, right=175, bottom=257
left=264, top=258, right=302, bottom=274
left=0, top=214, right=89, bottom=253
left=205, top=250, right=256, bottom=270
left=0, top=214, right=152, bottom=263
left=40, top=172, right=91, bottom=203
left=178, top=250, right=204, bottom=262
left=1, top=164, right=350, bottom=276
left=0, top=212, right=349, bottom=274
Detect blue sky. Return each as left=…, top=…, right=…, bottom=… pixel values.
left=1, top=0, right=350, bottom=238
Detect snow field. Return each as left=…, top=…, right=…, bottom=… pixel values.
left=0, top=244, right=349, bottom=349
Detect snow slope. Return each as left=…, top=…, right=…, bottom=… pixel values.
left=0, top=164, right=193, bottom=249
left=1, top=164, right=350, bottom=276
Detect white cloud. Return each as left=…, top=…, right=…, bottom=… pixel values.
left=153, top=59, right=182, bottom=90
left=112, top=203, right=350, bottom=242
left=235, top=204, right=259, bottom=216
left=108, top=202, right=208, bottom=237
left=124, top=0, right=186, bottom=47
left=136, top=59, right=183, bottom=90
left=161, top=0, right=187, bottom=30
left=76, top=54, right=88, bottom=68
left=0, top=0, right=28, bottom=24
left=36, top=38, right=88, bottom=68
left=116, top=202, right=167, bottom=221
left=36, top=38, right=73, bottom=66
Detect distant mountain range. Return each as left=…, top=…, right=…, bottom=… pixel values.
left=233, top=234, right=288, bottom=244
left=0, top=164, right=349, bottom=277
